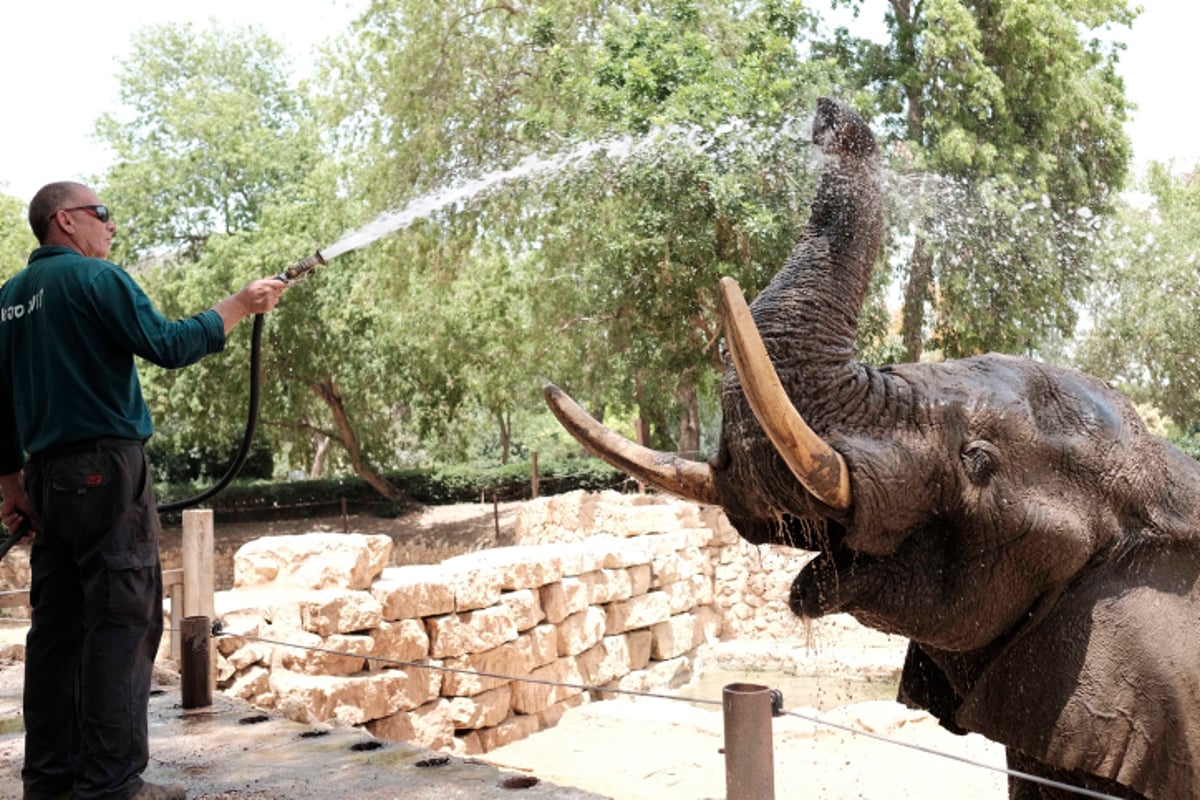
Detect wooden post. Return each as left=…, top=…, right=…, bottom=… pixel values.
left=182, top=509, right=216, bottom=694
left=530, top=451, right=539, bottom=499
left=723, top=683, right=775, bottom=800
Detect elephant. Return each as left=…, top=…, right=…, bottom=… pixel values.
left=544, top=97, right=1200, bottom=799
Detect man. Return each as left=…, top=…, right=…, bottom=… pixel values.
left=0, top=181, right=286, bottom=800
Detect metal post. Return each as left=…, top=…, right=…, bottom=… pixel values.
left=181, top=615, right=212, bottom=708
left=723, top=683, right=775, bottom=800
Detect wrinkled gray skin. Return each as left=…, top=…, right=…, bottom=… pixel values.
left=711, top=99, right=1200, bottom=800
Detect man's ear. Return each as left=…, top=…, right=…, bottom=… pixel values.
left=49, top=210, right=73, bottom=237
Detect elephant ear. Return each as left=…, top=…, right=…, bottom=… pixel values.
left=955, top=545, right=1200, bottom=800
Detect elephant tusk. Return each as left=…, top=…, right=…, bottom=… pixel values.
left=543, top=384, right=720, bottom=506
left=717, top=277, right=853, bottom=511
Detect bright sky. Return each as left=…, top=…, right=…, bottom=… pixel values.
left=0, top=0, right=1195, bottom=205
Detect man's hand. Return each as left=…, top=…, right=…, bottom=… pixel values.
left=0, top=471, right=33, bottom=540
left=213, top=277, right=288, bottom=334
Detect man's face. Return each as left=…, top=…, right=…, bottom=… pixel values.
left=52, top=188, right=115, bottom=259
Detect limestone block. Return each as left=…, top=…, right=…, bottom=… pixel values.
left=527, top=624, right=558, bottom=670
left=441, top=637, right=530, bottom=696
left=442, top=546, right=564, bottom=589
left=538, top=582, right=568, bottom=624
left=297, top=590, right=384, bottom=636
left=369, top=619, right=429, bottom=669
left=426, top=605, right=519, bottom=659
left=224, top=664, right=271, bottom=701
left=613, top=654, right=694, bottom=693
left=557, top=607, right=606, bottom=657
left=595, top=498, right=692, bottom=537
left=695, top=605, right=722, bottom=645
left=627, top=629, right=653, bottom=671
left=452, top=731, right=484, bottom=756
left=579, top=569, right=632, bottom=604
left=691, top=574, right=714, bottom=606
left=627, top=564, right=652, bottom=596
left=446, top=684, right=512, bottom=729
left=510, top=657, right=585, bottom=715
left=559, top=577, right=590, bottom=616
left=233, top=533, right=392, bottom=590
left=604, top=592, right=672, bottom=634
left=499, top=589, right=545, bottom=632
left=575, top=634, right=636, bottom=687
left=537, top=693, right=586, bottom=730
left=271, top=665, right=441, bottom=725
left=581, top=534, right=653, bottom=570
left=280, top=631, right=372, bottom=676
left=651, top=545, right=706, bottom=586
left=216, top=653, right=236, bottom=684
left=367, top=697, right=458, bottom=750
left=658, top=579, right=698, bottom=615
left=645, top=530, right=692, bottom=556
left=650, top=613, right=698, bottom=660
left=444, top=564, right=504, bottom=612
left=225, top=642, right=269, bottom=671
left=476, top=713, right=541, bottom=752
left=371, top=566, right=455, bottom=620
left=701, top=506, right=741, bottom=545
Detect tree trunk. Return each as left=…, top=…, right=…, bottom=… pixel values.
left=310, top=434, right=331, bottom=478
left=309, top=375, right=402, bottom=500
left=674, top=380, right=701, bottom=459
left=901, top=236, right=934, bottom=363
left=496, top=408, right=512, bottom=465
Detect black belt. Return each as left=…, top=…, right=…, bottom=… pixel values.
left=30, top=436, right=146, bottom=463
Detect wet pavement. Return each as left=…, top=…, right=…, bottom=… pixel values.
left=0, top=659, right=605, bottom=800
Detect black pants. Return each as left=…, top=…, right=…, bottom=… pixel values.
left=21, top=439, right=162, bottom=800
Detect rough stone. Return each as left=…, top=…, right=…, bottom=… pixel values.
left=604, top=592, right=672, bottom=634
left=233, top=533, right=392, bottom=590
left=371, top=566, right=455, bottom=620
left=426, top=606, right=519, bottom=658
left=297, top=590, right=384, bottom=637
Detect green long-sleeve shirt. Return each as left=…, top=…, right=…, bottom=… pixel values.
left=0, top=245, right=226, bottom=471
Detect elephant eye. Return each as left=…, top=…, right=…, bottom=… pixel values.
left=962, top=440, right=999, bottom=485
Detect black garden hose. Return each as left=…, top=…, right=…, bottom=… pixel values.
left=157, top=312, right=266, bottom=514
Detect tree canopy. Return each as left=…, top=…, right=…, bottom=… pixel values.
left=79, top=0, right=1182, bottom=494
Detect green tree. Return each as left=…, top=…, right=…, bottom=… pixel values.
left=320, top=0, right=848, bottom=459
left=0, top=190, right=35, bottom=280
left=825, top=0, right=1136, bottom=360
left=94, top=22, right=407, bottom=499
left=97, top=22, right=320, bottom=261
left=1076, top=163, right=1200, bottom=429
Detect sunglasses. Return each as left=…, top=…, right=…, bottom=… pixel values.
left=59, top=205, right=111, bottom=223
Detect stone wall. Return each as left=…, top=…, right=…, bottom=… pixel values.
left=208, top=490, right=816, bottom=754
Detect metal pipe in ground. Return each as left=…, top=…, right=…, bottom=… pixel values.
left=181, top=616, right=212, bottom=709
left=723, top=682, right=775, bottom=800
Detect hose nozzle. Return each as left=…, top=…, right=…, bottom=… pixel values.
left=277, top=250, right=327, bottom=284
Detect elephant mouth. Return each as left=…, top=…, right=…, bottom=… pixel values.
left=790, top=531, right=876, bottom=617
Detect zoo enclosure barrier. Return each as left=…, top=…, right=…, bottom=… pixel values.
left=201, top=625, right=1126, bottom=800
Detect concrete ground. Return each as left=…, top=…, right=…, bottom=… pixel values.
left=0, top=657, right=604, bottom=800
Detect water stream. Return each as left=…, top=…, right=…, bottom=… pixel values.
left=315, top=114, right=815, bottom=263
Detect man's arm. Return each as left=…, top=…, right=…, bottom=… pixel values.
left=212, top=278, right=288, bottom=335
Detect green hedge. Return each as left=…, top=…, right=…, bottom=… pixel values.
left=155, top=458, right=627, bottom=523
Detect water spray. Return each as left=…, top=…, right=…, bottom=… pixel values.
left=150, top=114, right=826, bottom=518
